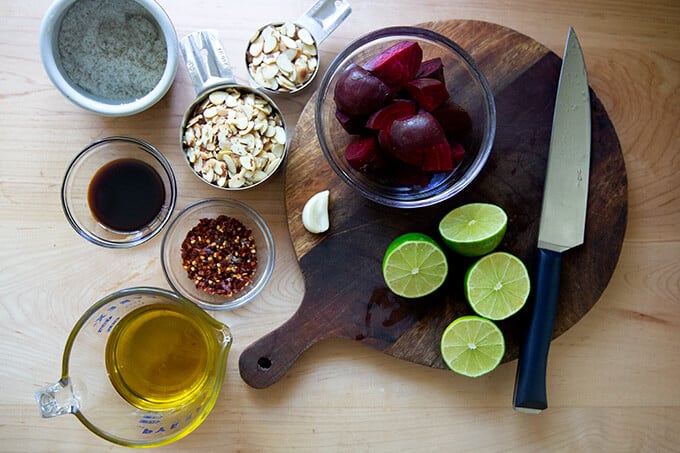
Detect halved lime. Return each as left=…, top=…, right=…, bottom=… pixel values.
left=382, top=232, right=448, bottom=298
left=440, top=315, right=505, bottom=377
left=464, top=252, right=530, bottom=320
left=438, top=203, right=508, bottom=257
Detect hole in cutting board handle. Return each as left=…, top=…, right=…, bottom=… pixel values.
left=257, top=356, right=272, bottom=370
left=239, top=300, right=333, bottom=387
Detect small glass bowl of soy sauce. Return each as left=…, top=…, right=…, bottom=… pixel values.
left=61, top=136, right=177, bottom=248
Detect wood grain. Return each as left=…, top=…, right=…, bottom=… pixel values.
left=239, top=20, right=627, bottom=388
left=2, top=0, right=679, bottom=451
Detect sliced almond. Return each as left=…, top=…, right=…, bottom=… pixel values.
left=284, top=22, right=296, bottom=38
left=273, top=125, right=287, bottom=144
left=223, top=154, right=237, bottom=174
left=261, top=63, right=280, bottom=81
left=251, top=170, right=268, bottom=182
left=263, top=35, right=277, bottom=53
left=276, top=53, right=294, bottom=74
left=298, top=28, right=315, bottom=46
left=203, top=106, right=218, bottom=119
left=251, top=52, right=265, bottom=66
left=276, top=74, right=297, bottom=91
left=248, top=37, right=264, bottom=57
left=228, top=175, right=245, bottom=188
left=202, top=167, right=215, bottom=182
left=209, top=90, right=228, bottom=105
left=294, top=59, right=309, bottom=83
left=281, top=35, right=298, bottom=50
left=301, top=42, right=317, bottom=56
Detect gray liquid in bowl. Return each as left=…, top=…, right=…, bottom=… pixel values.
left=57, top=0, right=167, bottom=101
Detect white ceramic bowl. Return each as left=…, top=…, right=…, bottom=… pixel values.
left=39, top=0, right=179, bottom=116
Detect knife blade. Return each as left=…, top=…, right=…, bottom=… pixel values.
left=513, top=27, right=591, bottom=413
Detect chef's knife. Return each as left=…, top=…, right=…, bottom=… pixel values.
left=513, top=27, right=591, bottom=413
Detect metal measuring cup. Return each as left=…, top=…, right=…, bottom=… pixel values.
left=245, top=0, right=351, bottom=95
left=179, top=31, right=288, bottom=190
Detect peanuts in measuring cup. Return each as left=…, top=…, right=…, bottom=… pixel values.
left=247, top=22, right=318, bottom=92
left=183, top=88, right=286, bottom=189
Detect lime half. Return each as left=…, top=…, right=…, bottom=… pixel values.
left=382, top=232, right=448, bottom=298
left=440, top=315, right=505, bottom=378
left=438, top=203, right=508, bottom=257
left=464, top=252, right=530, bottom=320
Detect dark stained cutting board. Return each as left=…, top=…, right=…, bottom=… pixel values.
left=239, top=20, right=627, bottom=388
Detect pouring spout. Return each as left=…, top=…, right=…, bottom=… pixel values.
left=35, top=378, right=80, bottom=418
left=217, top=325, right=233, bottom=349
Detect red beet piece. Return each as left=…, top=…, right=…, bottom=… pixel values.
left=345, top=135, right=384, bottom=172
left=421, top=141, right=453, bottom=172
left=405, top=78, right=450, bottom=111
left=363, top=41, right=423, bottom=91
left=335, top=109, right=366, bottom=135
left=416, top=57, right=445, bottom=83
left=388, top=111, right=449, bottom=166
left=450, top=141, right=466, bottom=167
left=334, top=64, right=394, bottom=116
left=365, top=100, right=417, bottom=130
left=391, top=164, right=431, bottom=188
left=431, top=101, right=472, bottom=138
left=377, top=127, right=393, bottom=154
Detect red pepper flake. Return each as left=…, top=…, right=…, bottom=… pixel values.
left=180, top=215, right=258, bottom=296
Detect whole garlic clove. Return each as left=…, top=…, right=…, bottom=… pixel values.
left=302, top=190, right=330, bottom=234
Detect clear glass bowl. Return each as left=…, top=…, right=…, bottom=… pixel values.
left=160, top=198, right=275, bottom=311
left=315, top=26, right=496, bottom=208
left=61, top=136, right=177, bottom=248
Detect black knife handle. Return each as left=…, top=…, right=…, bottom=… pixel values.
left=513, top=248, right=562, bottom=413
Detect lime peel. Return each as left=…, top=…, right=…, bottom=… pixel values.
left=440, top=315, right=505, bottom=378
left=438, top=203, right=508, bottom=257
left=464, top=251, right=530, bottom=321
left=382, top=232, right=448, bottom=299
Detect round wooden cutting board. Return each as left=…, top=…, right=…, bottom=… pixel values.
left=239, top=20, right=627, bottom=388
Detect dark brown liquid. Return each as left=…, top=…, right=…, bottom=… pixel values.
left=88, top=158, right=165, bottom=232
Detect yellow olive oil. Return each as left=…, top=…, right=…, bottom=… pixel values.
left=105, top=303, right=215, bottom=410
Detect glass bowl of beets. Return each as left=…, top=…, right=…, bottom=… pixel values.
left=315, top=26, right=496, bottom=208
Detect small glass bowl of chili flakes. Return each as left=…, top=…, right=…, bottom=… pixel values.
left=161, top=198, right=275, bottom=310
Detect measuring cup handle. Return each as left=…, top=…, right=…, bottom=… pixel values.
left=180, top=30, right=236, bottom=96
left=296, top=0, right=352, bottom=45
left=34, top=378, right=79, bottom=418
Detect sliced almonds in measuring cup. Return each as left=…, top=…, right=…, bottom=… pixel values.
left=246, top=0, right=351, bottom=94
left=179, top=30, right=288, bottom=190
left=183, top=87, right=286, bottom=189
left=247, top=22, right=319, bottom=93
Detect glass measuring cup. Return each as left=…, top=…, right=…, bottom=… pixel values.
left=34, top=287, right=232, bottom=448
left=245, top=0, right=352, bottom=94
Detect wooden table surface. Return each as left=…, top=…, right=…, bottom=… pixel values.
left=1, top=0, right=678, bottom=451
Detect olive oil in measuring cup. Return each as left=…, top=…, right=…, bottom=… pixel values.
left=36, top=288, right=231, bottom=448
left=104, top=303, right=217, bottom=410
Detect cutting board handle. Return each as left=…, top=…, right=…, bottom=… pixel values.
left=239, top=297, right=328, bottom=388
